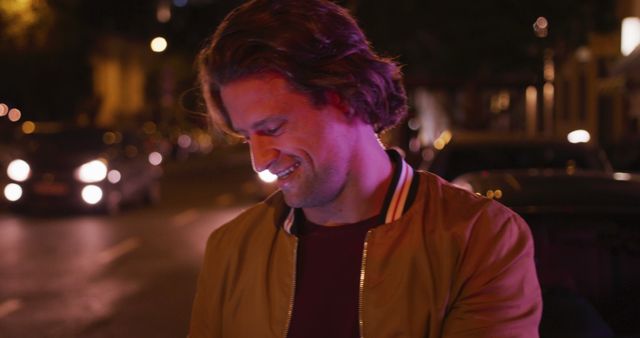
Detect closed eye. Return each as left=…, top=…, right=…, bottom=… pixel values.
left=260, top=122, right=285, bottom=136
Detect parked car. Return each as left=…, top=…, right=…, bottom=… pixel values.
left=424, top=137, right=613, bottom=181
left=452, top=170, right=640, bottom=337
left=3, top=126, right=162, bottom=214
left=605, top=141, right=640, bottom=173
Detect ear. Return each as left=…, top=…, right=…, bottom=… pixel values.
left=324, top=91, right=352, bottom=117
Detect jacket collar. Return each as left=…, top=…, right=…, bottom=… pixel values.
left=283, top=149, right=418, bottom=234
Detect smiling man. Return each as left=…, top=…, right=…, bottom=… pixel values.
left=190, top=1, right=541, bottom=338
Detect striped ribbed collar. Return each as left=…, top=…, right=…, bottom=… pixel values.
left=283, top=149, right=419, bottom=234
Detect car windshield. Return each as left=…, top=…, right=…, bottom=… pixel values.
left=431, top=144, right=607, bottom=180
left=522, top=212, right=640, bottom=336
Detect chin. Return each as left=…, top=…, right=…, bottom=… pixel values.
left=282, top=188, right=336, bottom=209
left=282, top=193, right=307, bottom=209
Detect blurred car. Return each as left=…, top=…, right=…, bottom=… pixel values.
left=3, top=126, right=163, bottom=214
left=605, top=141, right=640, bottom=173
left=452, top=170, right=640, bottom=337
left=423, top=137, right=613, bottom=181
left=0, top=149, right=8, bottom=211
left=0, top=127, right=19, bottom=211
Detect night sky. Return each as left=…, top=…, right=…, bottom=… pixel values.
left=0, top=0, right=618, bottom=121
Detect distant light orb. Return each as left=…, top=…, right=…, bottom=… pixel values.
left=575, top=46, right=592, bottom=62
left=21, top=121, right=36, bottom=134
left=567, top=129, right=591, bottom=144
left=178, top=134, right=192, bottom=148
left=150, top=37, right=168, bottom=53
left=148, top=152, right=163, bottom=166
left=258, top=170, right=278, bottom=183
left=533, top=16, right=549, bottom=38
left=0, top=103, right=8, bottom=117
left=407, top=118, right=420, bottom=131
left=107, top=170, right=122, bottom=184
left=103, top=131, right=117, bottom=145
left=535, top=17, right=548, bottom=29
left=440, top=130, right=453, bottom=144
left=4, top=183, right=23, bottom=202
left=8, top=108, right=21, bottom=122
left=157, top=4, right=171, bottom=23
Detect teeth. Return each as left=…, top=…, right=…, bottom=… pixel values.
left=276, top=162, right=300, bottom=178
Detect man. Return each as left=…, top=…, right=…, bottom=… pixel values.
left=190, top=1, right=542, bottom=337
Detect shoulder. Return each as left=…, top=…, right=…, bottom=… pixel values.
left=414, top=171, right=529, bottom=238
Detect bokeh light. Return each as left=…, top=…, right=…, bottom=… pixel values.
left=567, top=129, right=591, bottom=144
left=8, top=108, right=21, bottom=122
left=150, top=37, right=168, bottom=53
left=258, top=170, right=277, bottom=183
left=178, top=134, right=192, bottom=148
left=148, top=152, right=163, bottom=166
left=108, top=170, right=122, bottom=184
left=21, top=121, right=36, bottom=134
left=81, top=185, right=103, bottom=205
left=4, top=183, right=23, bottom=202
left=622, top=17, right=640, bottom=56
left=157, top=2, right=171, bottom=23
left=103, top=131, right=117, bottom=145
left=7, top=159, right=30, bottom=182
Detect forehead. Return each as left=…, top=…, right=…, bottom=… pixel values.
left=220, top=73, right=311, bottom=128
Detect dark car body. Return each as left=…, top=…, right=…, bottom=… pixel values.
left=452, top=170, right=640, bottom=337
left=424, top=137, right=613, bottom=181
left=606, top=141, right=640, bottom=174
left=4, top=127, right=161, bottom=214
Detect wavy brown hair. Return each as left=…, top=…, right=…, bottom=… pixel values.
left=198, top=0, right=407, bottom=135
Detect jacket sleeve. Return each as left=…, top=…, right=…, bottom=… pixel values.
left=441, top=205, right=542, bottom=338
left=189, top=228, right=228, bottom=338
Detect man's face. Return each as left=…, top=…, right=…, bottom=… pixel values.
left=220, top=73, right=355, bottom=208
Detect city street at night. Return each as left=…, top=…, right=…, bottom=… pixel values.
left=2, top=0, right=640, bottom=337
left=0, top=146, right=262, bottom=338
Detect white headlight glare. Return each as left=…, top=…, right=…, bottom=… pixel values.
left=76, top=159, right=108, bottom=183
left=4, top=183, right=23, bottom=202
left=258, top=170, right=278, bottom=183
left=81, top=185, right=103, bottom=205
left=7, top=159, right=31, bottom=182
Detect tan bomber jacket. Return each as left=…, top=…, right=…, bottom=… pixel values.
left=190, top=160, right=542, bottom=338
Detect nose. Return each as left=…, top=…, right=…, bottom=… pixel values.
left=249, top=135, right=279, bottom=173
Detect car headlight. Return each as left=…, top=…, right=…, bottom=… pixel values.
left=75, top=159, right=108, bottom=183
left=7, top=159, right=31, bottom=182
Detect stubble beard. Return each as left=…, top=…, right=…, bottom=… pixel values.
left=282, top=164, right=347, bottom=209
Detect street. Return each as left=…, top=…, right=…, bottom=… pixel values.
left=0, top=145, right=266, bottom=338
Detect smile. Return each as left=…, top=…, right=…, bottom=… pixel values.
left=274, top=162, right=300, bottom=179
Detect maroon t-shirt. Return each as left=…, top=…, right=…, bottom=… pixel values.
left=286, top=211, right=380, bottom=338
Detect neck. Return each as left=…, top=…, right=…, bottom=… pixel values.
left=303, top=127, right=393, bottom=226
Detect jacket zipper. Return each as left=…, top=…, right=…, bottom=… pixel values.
left=283, top=237, right=299, bottom=338
left=358, top=230, right=372, bottom=338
